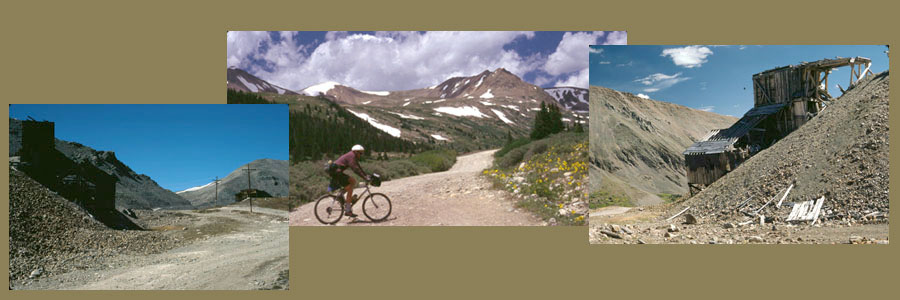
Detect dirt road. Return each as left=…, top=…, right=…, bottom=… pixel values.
left=290, top=150, right=544, bottom=226
left=17, top=206, right=289, bottom=290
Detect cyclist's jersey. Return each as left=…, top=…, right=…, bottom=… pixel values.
left=334, top=151, right=367, bottom=178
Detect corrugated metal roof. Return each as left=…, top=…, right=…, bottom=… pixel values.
left=683, top=102, right=787, bottom=155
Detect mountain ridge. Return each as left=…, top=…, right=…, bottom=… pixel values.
left=176, top=158, right=289, bottom=208
left=589, top=85, right=737, bottom=206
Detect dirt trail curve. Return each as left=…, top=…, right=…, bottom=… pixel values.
left=291, top=150, right=544, bottom=226
left=21, top=206, right=289, bottom=290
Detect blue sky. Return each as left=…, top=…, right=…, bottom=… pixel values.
left=227, top=31, right=627, bottom=91
left=10, top=104, right=288, bottom=192
left=589, top=45, right=889, bottom=117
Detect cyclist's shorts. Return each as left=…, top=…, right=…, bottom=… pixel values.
left=329, top=172, right=350, bottom=190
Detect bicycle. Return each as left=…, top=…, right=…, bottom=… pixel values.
left=314, top=173, right=392, bottom=224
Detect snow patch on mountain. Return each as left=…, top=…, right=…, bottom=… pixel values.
left=431, top=134, right=448, bottom=141
left=237, top=76, right=259, bottom=93
left=491, top=109, right=513, bottom=124
left=501, top=105, right=520, bottom=111
left=347, top=109, right=401, bottom=137
left=302, top=81, right=340, bottom=96
left=433, top=106, right=490, bottom=118
left=480, top=89, right=495, bottom=99
left=388, top=112, right=425, bottom=120
left=361, top=90, right=389, bottom=96
left=177, top=181, right=216, bottom=194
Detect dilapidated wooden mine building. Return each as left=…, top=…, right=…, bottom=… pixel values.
left=683, top=57, right=873, bottom=195
left=10, top=118, right=136, bottom=228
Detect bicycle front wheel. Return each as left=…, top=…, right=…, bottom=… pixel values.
left=362, top=193, right=392, bottom=222
left=314, top=194, right=344, bottom=225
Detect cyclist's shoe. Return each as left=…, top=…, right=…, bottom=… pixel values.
left=343, top=203, right=357, bottom=217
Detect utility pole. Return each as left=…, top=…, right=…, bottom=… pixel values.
left=212, top=176, right=221, bottom=207
left=244, top=163, right=257, bottom=190
left=243, top=163, right=257, bottom=212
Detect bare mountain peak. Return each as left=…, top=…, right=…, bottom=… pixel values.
left=226, top=68, right=297, bottom=95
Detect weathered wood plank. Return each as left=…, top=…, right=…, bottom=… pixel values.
left=665, top=206, right=691, bottom=221
left=776, top=184, right=794, bottom=208
left=810, top=197, right=825, bottom=225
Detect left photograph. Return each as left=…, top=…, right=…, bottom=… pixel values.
left=9, top=104, right=290, bottom=290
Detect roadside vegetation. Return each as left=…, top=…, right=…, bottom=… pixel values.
left=290, top=150, right=457, bottom=205
left=588, top=190, right=632, bottom=209
left=485, top=132, right=588, bottom=225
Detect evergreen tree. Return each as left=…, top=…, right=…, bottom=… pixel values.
left=573, top=115, right=585, bottom=133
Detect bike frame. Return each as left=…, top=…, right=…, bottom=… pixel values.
left=334, top=182, right=373, bottom=204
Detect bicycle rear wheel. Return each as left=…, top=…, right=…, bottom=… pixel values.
left=314, top=194, right=344, bottom=224
left=362, top=193, right=392, bottom=222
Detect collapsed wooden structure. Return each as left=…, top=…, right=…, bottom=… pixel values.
left=683, top=57, right=873, bottom=195
left=11, top=118, right=139, bottom=229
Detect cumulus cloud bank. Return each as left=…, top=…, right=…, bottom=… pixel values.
left=227, top=31, right=626, bottom=91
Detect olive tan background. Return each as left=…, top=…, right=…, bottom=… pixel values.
left=2, top=0, right=896, bottom=298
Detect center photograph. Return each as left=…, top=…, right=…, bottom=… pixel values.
left=226, top=31, right=626, bottom=226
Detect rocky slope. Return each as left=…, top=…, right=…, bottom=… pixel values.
left=227, top=67, right=296, bottom=94
left=676, top=71, right=890, bottom=221
left=55, top=139, right=195, bottom=209
left=589, top=86, right=737, bottom=205
left=177, top=158, right=289, bottom=208
left=8, top=168, right=179, bottom=283
left=544, top=87, right=589, bottom=112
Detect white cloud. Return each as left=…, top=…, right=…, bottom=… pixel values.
left=634, top=72, right=690, bottom=92
left=636, top=93, right=650, bottom=99
left=697, top=106, right=715, bottom=112
left=533, top=75, right=553, bottom=86
left=543, top=32, right=605, bottom=76
left=231, top=31, right=545, bottom=91
left=226, top=31, right=271, bottom=68
left=603, top=31, right=628, bottom=45
left=616, top=61, right=633, bottom=67
left=661, top=46, right=713, bottom=68
left=227, top=31, right=627, bottom=91
left=542, top=31, right=626, bottom=88
left=553, top=68, right=590, bottom=88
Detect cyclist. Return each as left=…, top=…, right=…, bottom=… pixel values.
left=329, top=144, right=371, bottom=217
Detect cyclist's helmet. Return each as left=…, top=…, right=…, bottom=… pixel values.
left=352, top=144, right=365, bottom=152
left=370, top=173, right=382, bottom=187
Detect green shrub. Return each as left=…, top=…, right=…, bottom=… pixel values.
left=410, top=149, right=457, bottom=172
left=494, top=137, right=531, bottom=158
left=495, top=146, right=527, bottom=169
left=588, top=190, right=632, bottom=209
left=658, top=193, right=683, bottom=203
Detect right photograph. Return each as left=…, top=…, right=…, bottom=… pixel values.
left=588, top=45, right=889, bottom=244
